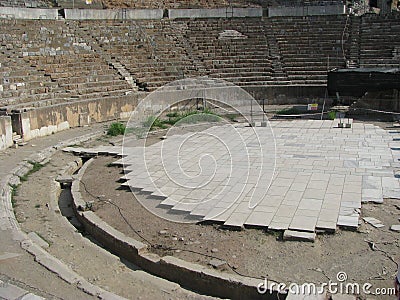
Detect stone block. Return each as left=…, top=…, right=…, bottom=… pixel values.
left=390, top=224, right=400, bottom=232
left=283, top=230, right=316, bottom=242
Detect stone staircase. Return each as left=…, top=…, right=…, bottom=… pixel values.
left=185, top=18, right=275, bottom=86
left=65, top=21, right=138, bottom=91
left=347, top=15, right=361, bottom=68
left=162, top=20, right=208, bottom=77
left=262, top=19, right=290, bottom=84
left=83, top=19, right=206, bottom=91
left=110, top=61, right=138, bottom=89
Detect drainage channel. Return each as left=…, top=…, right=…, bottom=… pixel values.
left=56, top=163, right=145, bottom=271
left=58, top=185, right=82, bottom=230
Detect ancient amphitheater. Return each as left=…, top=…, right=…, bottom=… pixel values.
left=0, top=0, right=400, bottom=299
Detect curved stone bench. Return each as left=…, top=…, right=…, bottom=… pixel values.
left=71, top=157, right=282, bottom=300
left=0, top=131, right=127, bottom=300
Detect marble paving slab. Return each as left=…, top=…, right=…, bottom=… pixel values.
left=68, top=120, right=400, bottom=234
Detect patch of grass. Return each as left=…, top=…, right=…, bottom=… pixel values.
left=143, top=110, right=222, bottom=131
left=327, top=111, right=337, bottom=120
left=125, top=126, right=147, bottom=139
left=142, top=115, right=156, bottom=128
left=29, top=161, right=44, bottom=173
left=9, top=184, right=19, bottom=208
left=68, top=143, right=81, bottom=148
left=143, top=115, right=167, bottom=130
left=152, top=117, right=167, bottom=129
left=275, top=107, right=302, bottom=115
left=166, top=111, right=179, bottom=118
left=225, top=113, right=239, bottom=122
left=178, top=111, right=221, bottom=124
left=20, top=174, right=28, bottom=182
left=164, top=112, right=181, bottom=125
left=165, top=111, right=193, bottom=125
left=20, top=161, right=45, bottom=182
left=10, top=183, right=18, bottom=194
left=107, top=122, right=126, bottom=136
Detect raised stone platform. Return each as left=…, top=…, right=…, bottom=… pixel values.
left=65, top=119, right=400, bottom=237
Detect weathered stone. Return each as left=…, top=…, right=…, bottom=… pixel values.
left=283, top=230, right=316, bottom=242
left=209, top=258, right=227, bottom=270
left=0, top=282, right=26, bottom=299
left=363, top=217, right=384, bottom=228
left=390, top=224, right=400, bottom=232
left=27, top=232, right=49, bottom=248
left=55, top=175, right=73, bottom=184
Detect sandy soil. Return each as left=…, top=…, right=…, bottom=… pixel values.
left=12, top=150, right=216, bottom=300
left=80, top=127, right=400, bottom=299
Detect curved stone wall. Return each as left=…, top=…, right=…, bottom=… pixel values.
left=71, top=158, right=281, bottom=300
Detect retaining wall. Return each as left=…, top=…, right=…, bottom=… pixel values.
left=63, top=8, right=163, bottom=20
left=14, top=94, right=141, bottom=141
left=0, top=116, right=13, bottom=150
left=168, top=7, right=262, bottom=19
left=268, top=4, right=346, bottom=17
left=243, top=85, right=331, bottom=104
left=0, top=7, right=58, bottom=19
left=0, top=6, right=344, bottom=20
left=71, top=158, right=281, bottom=300
left=2, top=85, right=331, bottom=148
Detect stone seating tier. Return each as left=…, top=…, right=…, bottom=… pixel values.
left=359, top=14, right=400, bottom=68
left=1, top=14, right=399, bottom=107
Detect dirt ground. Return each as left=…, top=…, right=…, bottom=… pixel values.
left=79, top=120, right=400, bottom=300
left=7, top=110, right=400, bottom=300
left=12, top=150, right=216, bottom=300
